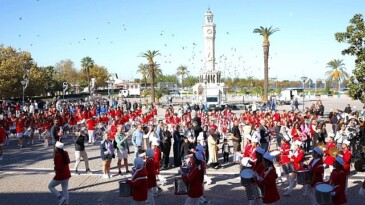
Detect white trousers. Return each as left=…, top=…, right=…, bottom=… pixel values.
left=48, top=179, right=69, bottom=204
left=184, top=196, right=200, bottom=205
left=88, top=130, right=95, bottom=143
left=147, top=187, right=155, bottom=205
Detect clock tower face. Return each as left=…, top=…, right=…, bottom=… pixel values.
left=207, top=29, right=212, bottom=34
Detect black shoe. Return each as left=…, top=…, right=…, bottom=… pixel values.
left=125, top=170, right=131, bottom=174
left=118, top=170, right=122, bottom=175
left=85, top=169, right=92, bottom=174
left=75, top=170, right=80, bottom=175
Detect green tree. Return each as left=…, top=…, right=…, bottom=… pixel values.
left=81, top=56, right=94, bottom=94
left=140, top=50, right=160, bottom=103
left=137, top=63, right=149, bottom=90
left=253, top=26, right=279, bottom=101
left=176, top=65, right=189, bottom=88
left=325, top=59, right=349, bottom=91
left=156, top=74, right=178, bottom=84
left=54, top=59, right=79, bottom=85
left=0, top=45, right=35, bottom=99
left=335, top=14, right=365, bottom=102
left=183, top=75, right=198, bottom=87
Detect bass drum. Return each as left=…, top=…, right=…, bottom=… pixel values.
left=354, top=159, right=365, bottom=172
left=119, top=180, right=132, bottom=197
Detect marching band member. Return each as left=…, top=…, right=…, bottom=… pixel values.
left=323, top=133, right=336, bottom=180
left=145, top=148, right=156, bottom=205
left=278, top=135, right=291, bottom=184
left=284, top=140, right=305, bottom=196
left=246, top=146, right=265, bottom=205
left=127, top=157, right=148, bottom=205
left=305, top=146, right=324, bottom=204
left=243, top=135, right=253, bottom=158
left=255, top=152, right=280, bottom=204
left=341, top=139, right=352, bottom=195
left=327, top=156, right=347, bottom=204
left=182, top=151, right=206, bottom=205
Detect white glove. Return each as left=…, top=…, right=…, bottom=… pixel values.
left=331, top=191, right=336, bottom=196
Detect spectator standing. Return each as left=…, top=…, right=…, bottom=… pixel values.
left=132, top=124, right=143, bottom=157
left=74, top=129, right=91, bottom=174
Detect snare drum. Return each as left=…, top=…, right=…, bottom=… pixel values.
left=315, top=183, right=334, bottom=205
left=245, top=184, right=263, bottom=200
left=240, top=169, right=254, bottom=186
left=241, top=157, right=252, bottom=169
left=119, top=180, right=132, bottom=197
left=270, top=150, right=281, bottom=164
left=174, top=177, right=188, bottom=195
left=282, top=162, right=294, bottom=174
left=296, top=170, right=312, bottom=185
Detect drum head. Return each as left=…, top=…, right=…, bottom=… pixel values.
left=270, top=150, right=280, bottom=156
left=241, top=157, right=252, bottom=167
left=240, top=169, right=253, bottom=179
left=315, top=183, right=334, bottom=192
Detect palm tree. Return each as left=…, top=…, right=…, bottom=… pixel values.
left=140, top=50, right=160, bottom=103
left=81, top=56, right=94, bottom=94
left=325, top=59, right=349, bottom=91
left=137, top=63, right=149, bottom=90
left=253, top=26, right=279, bottom=101
left=176, top=65, right=189, bottom=89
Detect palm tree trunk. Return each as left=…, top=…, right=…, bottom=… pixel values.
left=149, top=62, right=155, bottom=103
left=263, top=41, right=270, bottom=101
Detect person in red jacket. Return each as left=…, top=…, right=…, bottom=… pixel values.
left=255, top=152, right=280, bottom=204
left=145, top=148, right=156, bottom=205
left=48, top=141, right=71, bottom=205
left=326, top=156, right=347, bottom=205
left=285, top=140, right=305, bottom=195
left=182, top=151, right=205, bottom=205
left=341, top=139, right=352, bottom=195
left=0, top=124, right=7, bottom=160
left=278, top=135, right=291, bottom=184
left=151, top=141, right=164, bottom=193
left=249, top=146, right=265, bottom=205
left=127, top=157, right=148, bottom=204
left=304, top=146, right=324, bottom=202
left=323, top=133, right=336, bottom=180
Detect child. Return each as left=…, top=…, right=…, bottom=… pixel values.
left=327, top=156, right=347, bottom=204
left=221, top=138, right=230, bottom=164
left=127, top=157, right=148, bottom=205
left=145, top=148, right=156, bottom=205
left=180, top=136, right=192, bottom=165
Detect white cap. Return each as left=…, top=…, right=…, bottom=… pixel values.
left=195, top=151, right=204, bottom=161
left=335, top=156, right=344, bottom=166
left=145, top=148, right=155, bottom=157
left=255, top=146, right=265, bottom=155
left=55, top=141, right=64, bottom=149
left=134, top=157, right=144, bottom=169
left=343, top=139, right=350, bottom=146
left=313, top=147, right=324, bottom=155
left=263, top=152, right=274, bottom=162
left=294, top=140, right=302, bottom=146
left=151, top=140, right=159, bottom=146
left=196, top=144, right=205, bottom=152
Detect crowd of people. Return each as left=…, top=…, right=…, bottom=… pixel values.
left=0, top=97, right=365, bottom=204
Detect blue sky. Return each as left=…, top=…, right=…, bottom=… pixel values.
left=1, top=0, right=364, bottom=82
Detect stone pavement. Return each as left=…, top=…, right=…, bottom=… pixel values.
left=0, top=95, right=364, bottom=205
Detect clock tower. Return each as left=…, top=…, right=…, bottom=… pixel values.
left=203, top=9, right=216, bottom=71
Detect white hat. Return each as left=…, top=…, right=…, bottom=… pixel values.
left=313, top=147, right=324, bottom=156
left=145, top=148, right=155, bottom=157
left=196, top=144, right=205, bottom=152
left=343, top=139, right=351, bottom=146
left=134, top=157, right=144, bottom=169
left=294, top=140, right=302, bottom=146
left=255, top=146, right=265, bottom=155
left=197, top=132, right=204, bottom=141
left=328, top=133, right=335, bottom=138
left=263, top=152, right=274, bottom=162
left=283, top=135, right=290, bottom=141
left=55, top=141, right=64, bottom=149
left=251, top=137, right=259, bottom=143
left=335, top=156, right=344, bottom=166
left=195, top=151, right=204, bottom=161
left=151, top=140, right=159, bottom=146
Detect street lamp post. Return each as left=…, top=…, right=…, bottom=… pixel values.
left=62, top=82, right=68, bottom=101
left=21, top=80, right=28, bottom=107
left=301, top=76, right=308, bottom=112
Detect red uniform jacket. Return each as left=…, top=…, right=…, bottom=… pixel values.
left=252, top=161, right=265, bottom=177
left=0, top=127, right=6, bottom=144
left=182, top=161, right=205, bottom=198
left=342, top=149, right=351, bottom=176
left=243, top=144, right=252, bottom=158
left=53, top=151, right=71, bottom=180
left=146, top=158, right=157, bottom=188
left=308, top=158, right=324, bottom=187
left=324, top=142, right=336, bottom=166
left=153, top=147, right=161, bottom=174
left=291, top=148, right=305, bottom=171
left=86, top=119, right=96, bottom=131
left=328, top=168, right=347, bottom=204
left=128, top=167, right=148, bottom=202
left=279, top=142, right=290, bottom=165
left=259, top=167, right=280, bottom=204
